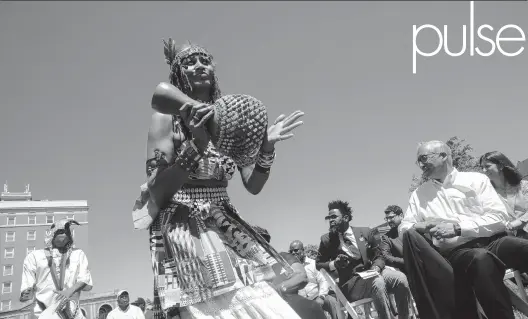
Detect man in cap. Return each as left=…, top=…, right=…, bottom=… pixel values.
left=20, top=219, right=93, bottom=318
left=107, top=290, right=145, bottom=319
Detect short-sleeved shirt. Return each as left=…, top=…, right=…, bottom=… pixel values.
left=21, top=248, right=93, bottom=317
left=107, top=305, right=145, bottom=319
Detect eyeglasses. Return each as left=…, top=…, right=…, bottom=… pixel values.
left=289, top=248, right=302, bottom=253
left=416, top=152, right=444, bottom=165
left=384, top=214, right=397, bottom=221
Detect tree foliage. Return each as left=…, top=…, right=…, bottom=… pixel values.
left=304, top=243, right=320, bottom=260
left=409, top=136, right=481, bottom=193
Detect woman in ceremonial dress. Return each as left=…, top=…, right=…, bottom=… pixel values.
left=136, top=39, right=304, bottom=319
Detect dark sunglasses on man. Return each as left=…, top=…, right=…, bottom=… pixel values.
left=415, top=152, right=446, bottom=165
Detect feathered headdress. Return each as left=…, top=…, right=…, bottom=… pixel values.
left=162, top=38, right=221, bottom=102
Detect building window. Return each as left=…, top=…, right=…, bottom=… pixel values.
left=28, top=215, right=36, bottom=225
left=2, top=282, right=12, bottom=294
left=4, top=248, right=14, bottom=259
left=46, top=215, right=54, bottom=224
left=3, top=265, right=13, bottom=276
left=27, top=247, right=35, bottom=255
left=27, top=230, right=36, bottom=241
left=66, top=214, right=74, bottom=220
left=5, top=231, right=15, bottom=242
left=0, top=300, right=11, bottom=311
left=6, top=216, right=15, bottom=226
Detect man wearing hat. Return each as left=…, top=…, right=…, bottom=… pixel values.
left=107, top=290, right=145, bottom=319
left=19, top=219, right=93, bottom=319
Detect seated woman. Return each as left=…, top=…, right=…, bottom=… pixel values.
left=480, top=151, right=528, bottom=236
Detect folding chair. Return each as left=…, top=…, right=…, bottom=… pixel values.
left=477, top=269, right=528, bottom=318
left=320, top=268, right=419, bottom=318
left=320, top=268, right=376, bottom=319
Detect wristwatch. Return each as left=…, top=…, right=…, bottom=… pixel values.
left=453, top=223, right=462, bottom=236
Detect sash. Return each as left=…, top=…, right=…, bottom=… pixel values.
left=44, top=249, right=65, bottom=291
left=40, top=249, right=81, bottom=319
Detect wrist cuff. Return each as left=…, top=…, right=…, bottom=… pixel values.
left=453, top=223, right=462, bottom=236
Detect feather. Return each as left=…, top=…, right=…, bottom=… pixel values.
left=163, top=40, right=169, bottom=56
left=164, top=38, right=177, bottom=66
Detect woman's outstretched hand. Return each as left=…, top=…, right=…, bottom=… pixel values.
left=261, top=111, right=304, bottom=151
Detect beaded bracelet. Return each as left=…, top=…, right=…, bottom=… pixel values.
left=175, top=140, right=204, bottom=173
left=256, top=150, right=275, bottom=169
left=253, top=150, right=275, bottom=174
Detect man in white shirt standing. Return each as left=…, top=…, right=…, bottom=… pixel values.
left=19, top=219, right=93, bottom=319
left=107, top=291, right=145, bottom=319
left=400, top=140, right=528, bottom=319
left=289, top=240, right=345, bottom=319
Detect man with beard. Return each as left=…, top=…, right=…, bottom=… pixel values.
left=316, top=200, right=411, bottom=319
left=107, top=291, right=145, bottom=319
left=19, top=219, right=93, bottom=319
left=379, top=205, right=406, bottom=273
left=289, top=240, right=345, bottom=319
left=400, top=140, right=528, bottom=319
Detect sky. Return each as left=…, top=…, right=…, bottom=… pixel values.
left=1, top=0, right=527, bottom=302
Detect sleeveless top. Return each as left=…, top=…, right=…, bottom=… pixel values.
left=172, top=115, right=237, bottom=182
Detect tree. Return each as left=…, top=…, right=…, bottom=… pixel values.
left=145, top=298, right=153, bottom=310
left=409, top=136, right=481, bottom=193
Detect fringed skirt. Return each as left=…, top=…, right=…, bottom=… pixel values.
left=149, top=186, right=299, bottom=319
left=179, top=282, right=300, bottom=319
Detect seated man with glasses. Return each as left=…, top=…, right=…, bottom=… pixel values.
left=400, top=140, right=528, bottom=319
left=316, top=200, right=411, bottom=319
left=379, top=205, right=407, bottom=274
left=289, top=240, right=345, bottom=319
left=252, top=226, right=328, bottom=319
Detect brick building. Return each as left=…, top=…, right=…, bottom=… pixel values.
left=0, top=184, right=88, bottom=312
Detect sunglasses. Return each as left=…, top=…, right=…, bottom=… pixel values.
left=416, top=152, right=445, bottom=165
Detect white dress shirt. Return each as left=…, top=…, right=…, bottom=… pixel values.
left=20, top=249, right=93, bottom=317
left=497, top=180, right=528, bottom=232
left=329, top=226, right=361, bottom=271
left=399, top=168, right=510, bottom=252
left=298, top=257, right=330, bottom=300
